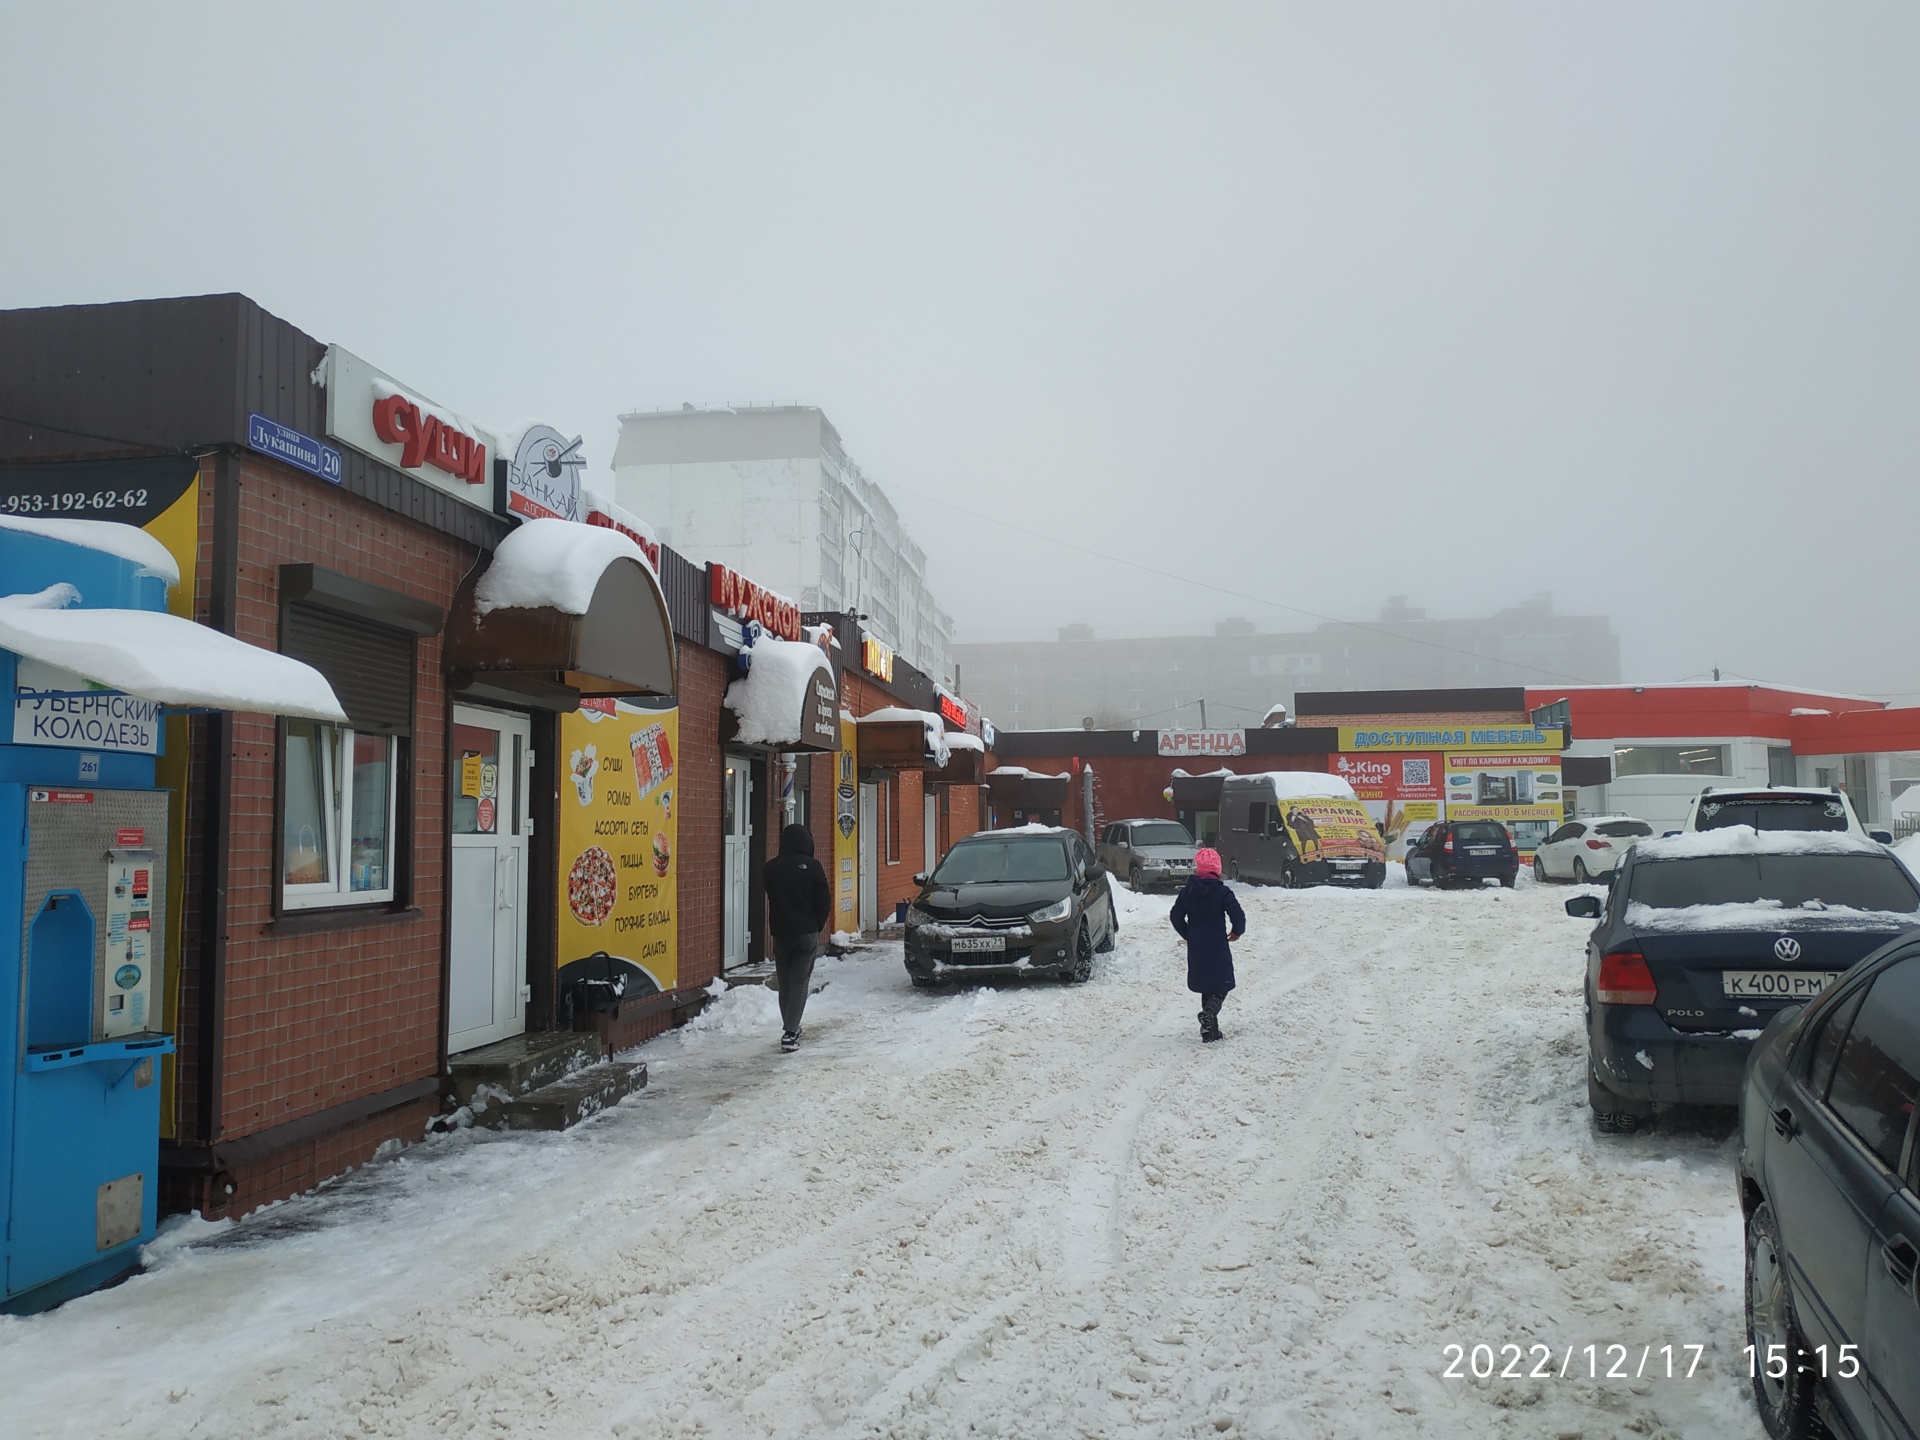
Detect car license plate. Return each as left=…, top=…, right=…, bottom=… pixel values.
left=1467, top=847, right=1496, bottom=856
left=950, top=936, right=1005, bottom=954
left=1722, top=970, right=1843, bottom=1000
left=1331, top=859, right=1364, bottom=868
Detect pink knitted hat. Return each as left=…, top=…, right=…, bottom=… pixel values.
left=1194, top=848, right=1222, bottom=879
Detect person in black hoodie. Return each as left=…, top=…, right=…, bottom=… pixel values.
left=763, top=822, right=834, bottom=1052
left=1169, top=846, right=1246, bottom=1043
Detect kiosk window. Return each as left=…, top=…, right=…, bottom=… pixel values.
left=278, top=597, right=414, bottom=911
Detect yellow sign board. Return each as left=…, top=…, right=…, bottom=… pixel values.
left=459, top=751, right=484, bottom=798
left=556, top=702, right=679, bottom=993
left=1338, top=725, right=1564, bottom=754
left=832, top=716, right=859, bottom=930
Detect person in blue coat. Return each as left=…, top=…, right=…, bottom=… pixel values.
left=1169, top=847, right=1246, bottom=1043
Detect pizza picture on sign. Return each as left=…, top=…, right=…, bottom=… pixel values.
left=567, top=846, right=618, bottom=927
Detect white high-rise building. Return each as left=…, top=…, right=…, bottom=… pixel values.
left=611, top=406, right=953, bottom=681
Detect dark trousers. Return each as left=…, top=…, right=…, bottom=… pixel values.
left=1200, top=992, right=1227, bottom=1017
left=773, top=932, right=820, bottom=1034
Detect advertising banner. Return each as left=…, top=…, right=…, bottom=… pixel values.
left=1276, top=795, right=1384, bottom=863
left=1444, top=752, right=1562, bottom=853
left=1338, top=725, right=1563, bottom=754
left=832, top=716, right=860, bottom=932
left=557, top=700, right=679, bottom=996
left=1331, top=752, right=1443, bottom=860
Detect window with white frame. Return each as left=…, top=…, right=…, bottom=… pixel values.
left=282, top=720, right=400, bottom=908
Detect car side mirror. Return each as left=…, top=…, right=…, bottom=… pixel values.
left=1564, top=896, right=1601, bottom=919
left=1870, top=829, right=1894, bottom=845
left=913, top=872, right=929, bottom=886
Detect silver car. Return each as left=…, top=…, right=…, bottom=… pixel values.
left=1097, top=819, right=1198, bottom=892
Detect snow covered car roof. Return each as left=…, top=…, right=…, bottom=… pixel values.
left=0, top=591, right=347, bottom=721
left=1633, top=826, right=1886, bottom=863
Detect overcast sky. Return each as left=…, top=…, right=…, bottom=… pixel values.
left=4, top=4, right=1916, bottom=696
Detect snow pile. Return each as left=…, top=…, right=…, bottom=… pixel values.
left=1894, top=788, right=1920, bottom=819
left=986, top=765, right=1069, bottom=781
left=673, top=977, right=782, bottom=1039
left=724, top=637, right=832, bottom=746
left=860, top=706, right=950, bottom=767
left=0, top=514, right=181, bottom=586
left=0, top=601, right=348, bottom=721
left=1626, top=900, right=1920, bottom=932
left=473, top=518, right=655, bottom=615
left=1636, top=826, right=1882, bottom=862
left=1239, top=770, right=1359, bottom=801
left=945, top=732, right=985, bottom=752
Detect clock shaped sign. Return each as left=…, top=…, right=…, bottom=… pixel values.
left=504, top=424, right=586, bottom=522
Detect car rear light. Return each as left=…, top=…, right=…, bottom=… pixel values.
left=1585, top=838, right=1611, bottom=850
left=1443, top=835, right=1454, bottom=853
left=1597, top=951, right=1658, bottom=1006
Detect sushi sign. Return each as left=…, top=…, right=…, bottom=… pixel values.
left=318, top=345, right=500, bottom=515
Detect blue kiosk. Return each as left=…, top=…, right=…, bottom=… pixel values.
left=1, top=517, right=343, bottom=1312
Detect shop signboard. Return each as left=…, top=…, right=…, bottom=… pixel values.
left=13, top=658, right=162, bottom=754
left=1331, top=751, right=1442, bottom=860
left=832, top=716, right=860, bottom=931
left=1337, top=725, right=1564, bottom=754
left=708, top=563, right=801, bottom=641
left=1444, top=752, right=1563, bottom=854
left=862, top=636, right=895, bottom=682
left=247, top=413, right=342, bottom=485
left=556, top=701, right=680, bottom=995
left=803, top=668, right=840, bottom=750
left=1158, top=729, right=1245, bottom=758
left=502, top=424, right=585, bottom=522
left=317, top=345, right=499, bottom=515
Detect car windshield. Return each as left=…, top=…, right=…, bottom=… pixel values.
left=1593, top=820, right=1653, bottom=839
left=1453, top=823, right=1509, bottom=844
left=934, top=837, right=1070, bottom=884
left=1695, top=794, right=1849, bottom=832
left=1128, top=822, right=1192, bottom=847
left=1629, top=854, right=1920, bottom=912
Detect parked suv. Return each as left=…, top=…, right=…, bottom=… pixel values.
left=1567, top=829, right=1920, bottom=1132
left=904, top=827, right=1117, bottom=987
left=1737, top=934, right=1920, bottom=1440
left=1533, top=814, right=1652, bottom=883
left=1684, top=785, right=1895, bottom=844
left=1409, top=821, right=1519, bottom=889
left=1098, top=819, right=1197, bottom=892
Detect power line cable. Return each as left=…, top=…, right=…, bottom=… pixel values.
left=879, top=478, right=1605, bottom=687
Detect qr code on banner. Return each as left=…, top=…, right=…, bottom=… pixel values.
left=1402, top=759, right=1432, bottom=787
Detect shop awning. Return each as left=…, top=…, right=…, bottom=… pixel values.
left=445, top=518, right=676, bottom=708
left=925, top=731, right=985, bottom=785
left=985, top=765, right=1071, bottom=809
left=856, top=707, right=953, bottom=771
left=722, top=637, right=840, bottom=752
left=0, top=588, right=347, bottom=721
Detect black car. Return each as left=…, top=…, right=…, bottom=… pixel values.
left=903, top=827, right=1117, bottom=987
left=1567, top=831, right=1920, bottom=1133
left=1410, top=821, right=1519, bottom=889
left=1736, top=934, right=1920, bottom=1440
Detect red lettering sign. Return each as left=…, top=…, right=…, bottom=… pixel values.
left=584, top=509, right=660, bottom=569
left=370, top=392, right=488, bottom=485
left=115, top=828, right=146, bottom=847
left=939, top=694, right=967, bottom=727
left=707, top=563, right=801, bottom=641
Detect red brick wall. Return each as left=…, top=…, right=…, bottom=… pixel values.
left=173, top=455, right=479, bottom=1215
left=674, top=644, right=726, bottom=990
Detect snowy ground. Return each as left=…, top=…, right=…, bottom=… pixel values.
left=1, top=876, right=1766, bottom=1440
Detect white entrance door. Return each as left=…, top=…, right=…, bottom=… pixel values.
left=858, top=782, right=878, bottom=933
left=722, top=757, right=753, bottom=970
left=924, top=793, right=939, bottom=876
left=448, top=705, right=532, bottom=1054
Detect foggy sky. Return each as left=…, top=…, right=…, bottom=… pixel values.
left=3, top=4, right=1916, bottom=697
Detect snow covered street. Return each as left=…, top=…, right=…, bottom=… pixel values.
left=1, top=878, right=1765, bottom=1440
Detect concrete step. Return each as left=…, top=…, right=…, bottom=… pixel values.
left=477, top=1061, right=647, bottom=1132
left=446, top=1031, right=599, bottom=1109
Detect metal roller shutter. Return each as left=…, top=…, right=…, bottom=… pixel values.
left=280, top=603, right=415, bottom=735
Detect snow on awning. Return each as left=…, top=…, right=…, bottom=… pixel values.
left=723, top=637, right=839, bottom=752
left=856, top=707, right=951, bottom=770
left=447, top=518, right=676, bottom=706
left=0, top=596, right=346, bottom=721
left=0, top=514, right=181, bottom=587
